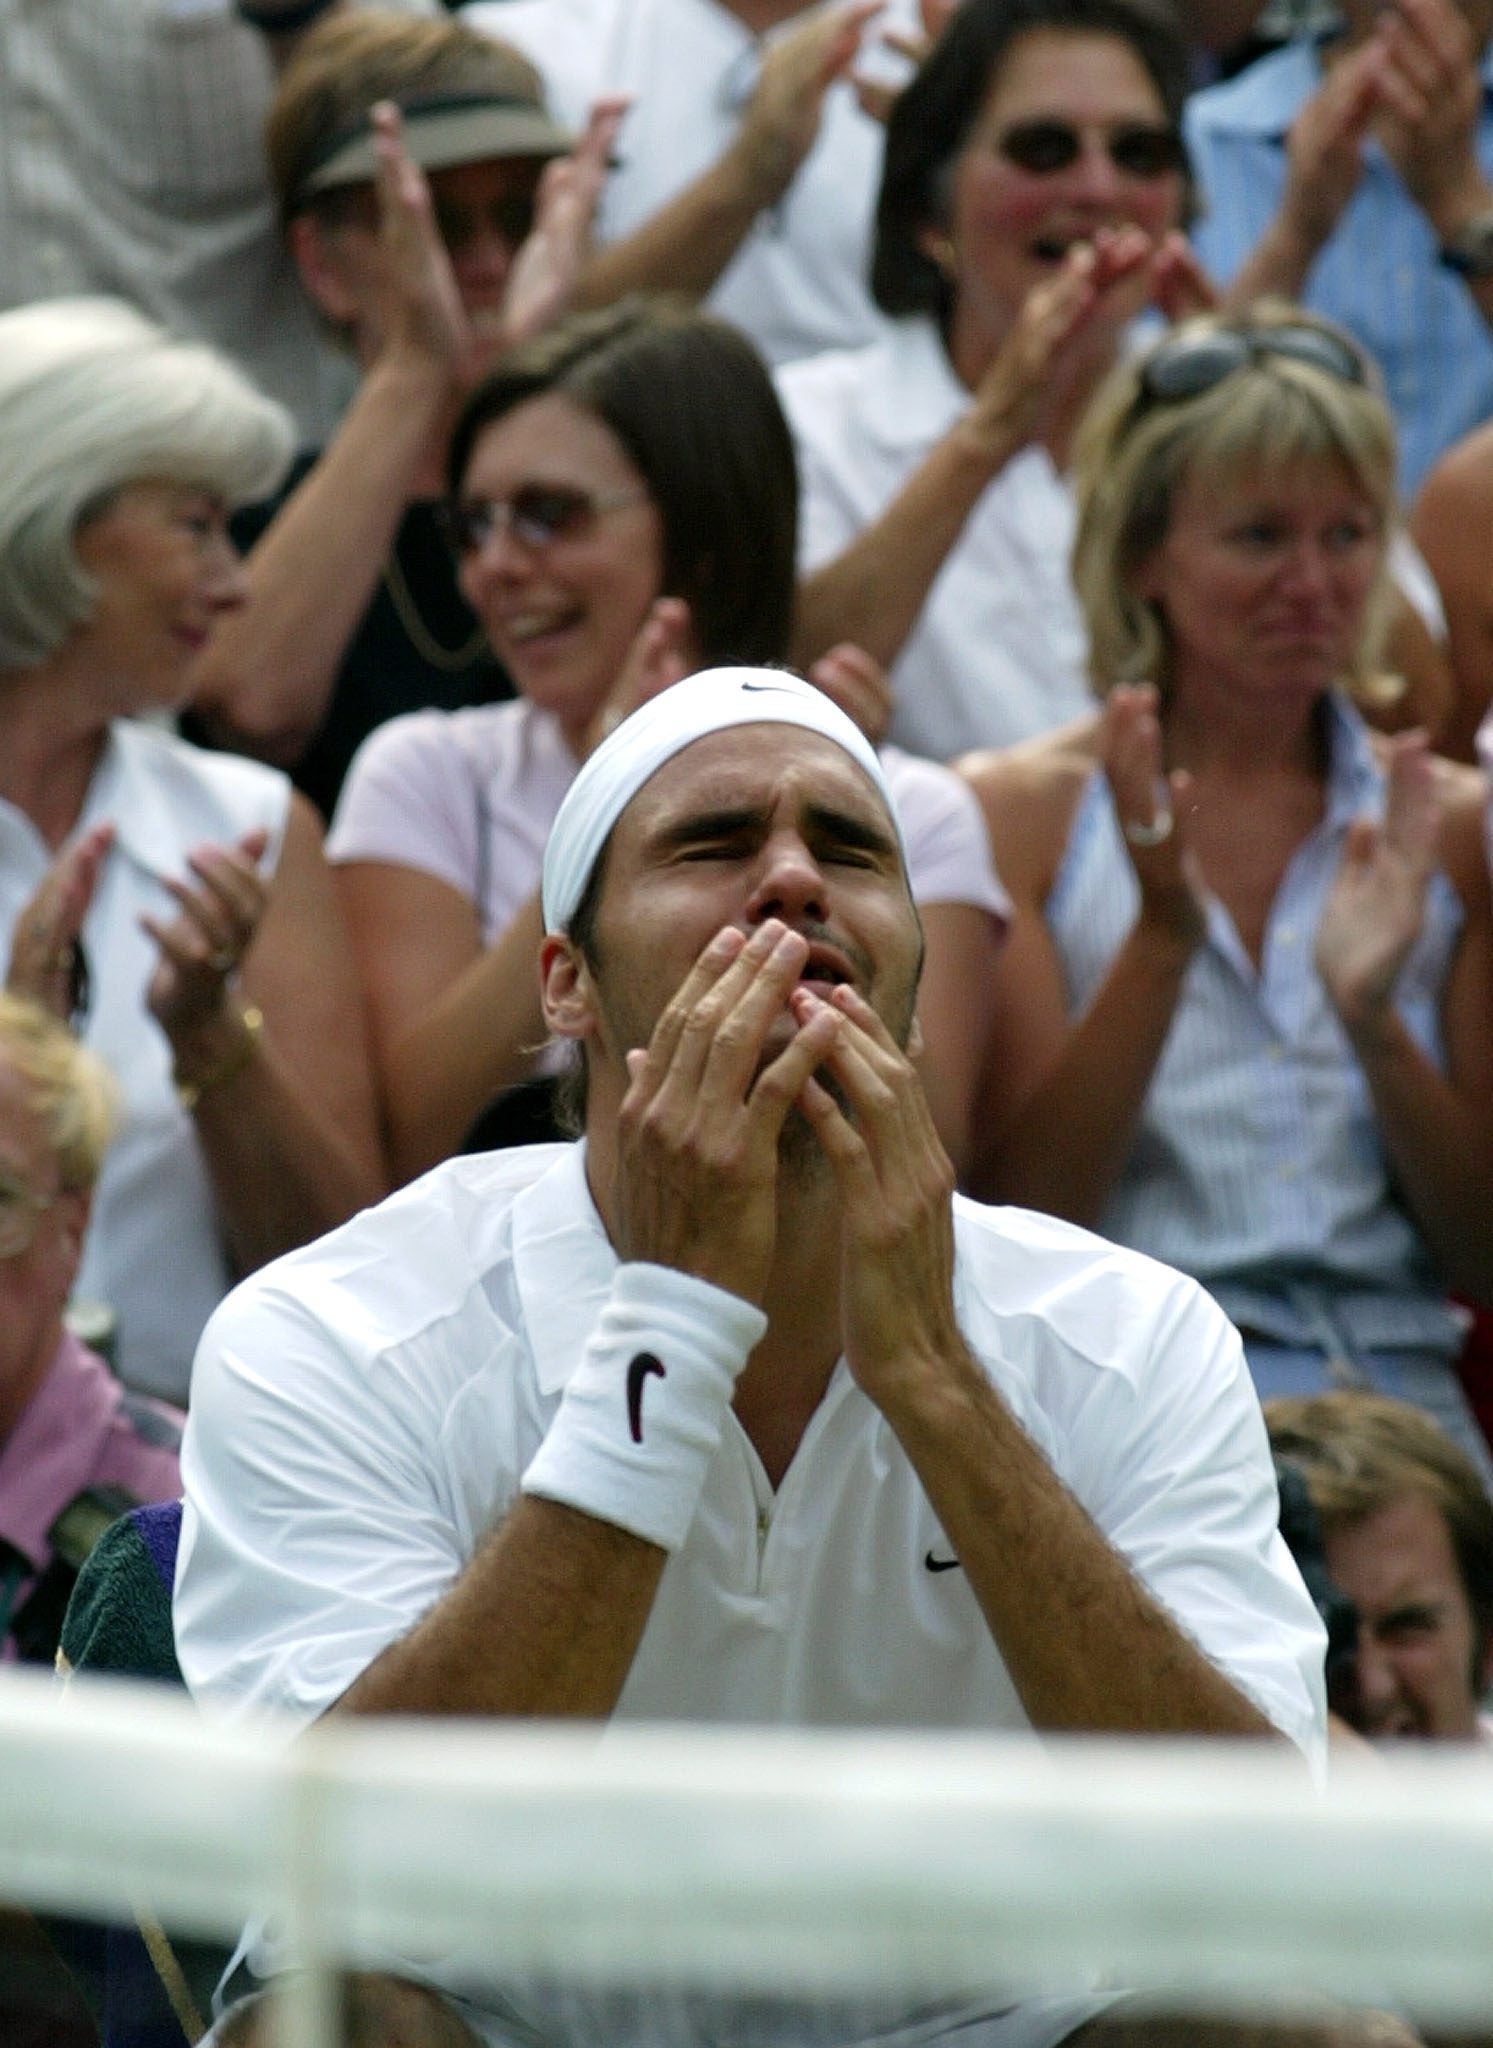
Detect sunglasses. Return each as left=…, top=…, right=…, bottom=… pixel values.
left=430, top=191, right=538, bottom=257
left=993, top=118, right=1185, bottom=180
left=441, top=483, right=649, bottom=557
left=1138, top=323, right=1369, bottom=407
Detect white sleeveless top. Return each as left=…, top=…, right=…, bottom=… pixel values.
left=0, top=721, right=290, bottom=1401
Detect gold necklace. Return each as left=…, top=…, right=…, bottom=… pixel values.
left=381, top=540, right=487, bottom=672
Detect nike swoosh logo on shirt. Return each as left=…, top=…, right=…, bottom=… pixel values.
left=626, top=1351, right=667, bottom=1443
left=924, top=1551, right=961, bottom=1573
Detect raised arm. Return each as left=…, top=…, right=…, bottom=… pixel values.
left=960, top=691, right=1206, bottom=1218
left=794, top=978, right=1297, bottom=1740
left=789, top=230, right=1153, bottom=673
left=146, top=795, right=384, bottom=1271
left=338, top=919, right=845, bottom=1717
left=188, top=101, right=616, bottom=767
left=1315, top=739, right=1493, bottom=1304
left=337, top=603, right=695, bottom=1182
left=574, top=2, right=883, bottom=310
left=1409, top=422, right=1493, bottom=762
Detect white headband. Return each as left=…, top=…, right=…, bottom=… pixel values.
left=541, top=666, right=900, bottom=931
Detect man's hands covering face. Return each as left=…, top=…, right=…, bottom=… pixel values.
left=614, top=924, right=961, bottom=1394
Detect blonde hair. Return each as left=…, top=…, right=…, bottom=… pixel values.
left=1072, top=304, right=1400, bottom=708
left=0, top=993, right=119, bottom=1191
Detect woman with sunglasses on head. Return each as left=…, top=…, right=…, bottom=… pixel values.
left=0, top=298, right=383, bottom=1406
left=779, top=0, right=1202, bottom=761
left=959, top=305, right=1493, bottom=1470
left=328, top=296, right=1009, bottom=1184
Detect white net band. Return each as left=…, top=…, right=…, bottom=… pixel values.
left=5, top=1668, right=1493, bottom=2034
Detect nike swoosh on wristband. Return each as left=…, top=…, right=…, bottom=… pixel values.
left=924, top=1550, right=961, bottom=1573
left=626, top=1351, right=667, bottom=1443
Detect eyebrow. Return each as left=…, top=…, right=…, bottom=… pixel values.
left=651, top=800, right=898, bottom=860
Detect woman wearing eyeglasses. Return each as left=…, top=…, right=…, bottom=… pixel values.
left=959, top=306, right=1493, bottom=1471
left=328, top=296, right=1010, bottom=1184
left=779, top=0, right=1200, bottom=761
left=0, top=299, right=383, bottom=1405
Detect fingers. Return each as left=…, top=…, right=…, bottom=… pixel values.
left=1103, top=685, right=1169, bottom=836
left=1149, top=232, right=1219, bottom=322
left=1381, top=729, right=1441, bottom=867
left=820, top=0, right=884, bottom=80
left=5, top=822, right=114, bottom=1017
left=143, top=839, right=268, bottom=984
left=807, top=641, right=893, bottom=743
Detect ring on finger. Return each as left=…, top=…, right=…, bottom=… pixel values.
left=1123, top=808, right=1174, bottom=849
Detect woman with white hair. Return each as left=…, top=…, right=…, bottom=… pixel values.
left=961, top=307, right=1493, bottom=1470
left=0, top=298, right=382, bottom=1403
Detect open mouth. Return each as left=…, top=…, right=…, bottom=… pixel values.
left=796, top=946, right=856, bottom=998
left=501, top=606, right=584, bottom=647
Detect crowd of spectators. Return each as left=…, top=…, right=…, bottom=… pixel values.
left=8, top=0, right=1493, bottom=2039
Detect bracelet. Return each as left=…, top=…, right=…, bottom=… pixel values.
left=174, top=1004, right=264, bottom=1113
left=234, top=0, right=336, bottom=33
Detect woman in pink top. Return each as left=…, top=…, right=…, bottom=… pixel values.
left=330, top=298, right=1008, bottom=1182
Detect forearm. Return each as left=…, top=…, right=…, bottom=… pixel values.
left=382, top=896, right=550, bottom=1183
left=338, top=1494, right=666, bottom=1717
left=1215, top=211, right=1327, bottom=311
left=885, top=1356, right=1278, bottom=1737
left=790, top=419, right=1021, bottom=672
left=573, top=131, right=786, bottom=310
left=971, top=919, right=1195, bottom=1219
left=176, top=1011, right=384, bottom=1271
left=1343, top=1006, right=1493, bottom=1302
left=188, top=353, right=451, bottom=764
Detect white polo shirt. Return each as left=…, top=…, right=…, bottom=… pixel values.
left=462, top=0, right=916, bottom=368
left=778, top=317, right=1093, bottom=759
left=177, top=1141, right=1324, bottom=1757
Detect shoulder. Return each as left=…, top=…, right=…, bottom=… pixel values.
left=111, top=722, right=291, bottom=858
left=1412, top=422, right=1493, bottom=567
left=1184, top=41, right=1314, bottom=138
left=951, top=1198, right=1246, bottom=1419
left=1430, top=753, right=1491, bottom=901
left=954, top=719, right=1100, bottom=902
left=190, top=1145, right=572, bottom=1421
left=775, top=340, right=888, bottom=444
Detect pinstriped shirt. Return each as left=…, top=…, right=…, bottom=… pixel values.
left=1184, top=39, right=1493, bottom=497
left=1046, top=692, right=1466, bottom=1359
left=0, top=0, right=430, bottom=440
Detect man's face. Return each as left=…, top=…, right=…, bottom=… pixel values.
left=566, top=725, right=923, bottom=1118
left=1326, top=1490, right=1490, bottom=1742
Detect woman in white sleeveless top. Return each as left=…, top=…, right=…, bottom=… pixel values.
left=0, top=300, right=382, bottom=1401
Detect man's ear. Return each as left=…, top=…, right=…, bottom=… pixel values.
left=287, top=213, right=363, bottom=328
left=540, top=933, right=598, bottom=1042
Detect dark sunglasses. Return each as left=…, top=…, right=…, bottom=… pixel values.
left=1138, top=323, right=1369, bottom=407
left=431, top=191, right=537, bottom=256
left=440, top=483, right=648, bottom=556
left=994, top=118, right=1185, bottom=180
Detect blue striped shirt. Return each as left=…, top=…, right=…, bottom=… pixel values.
left=1185, top=40, right=1493, bottom=497
left=1046, top=694, right=1466, bottom=1357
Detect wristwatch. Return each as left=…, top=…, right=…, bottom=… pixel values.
left=1438, top=212, right=1493, bottom=278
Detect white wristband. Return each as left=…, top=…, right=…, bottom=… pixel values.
left=521, top=1262, right=768, bottom=1552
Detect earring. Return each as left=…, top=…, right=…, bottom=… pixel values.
left=925, top=232, right=958, bottom=276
